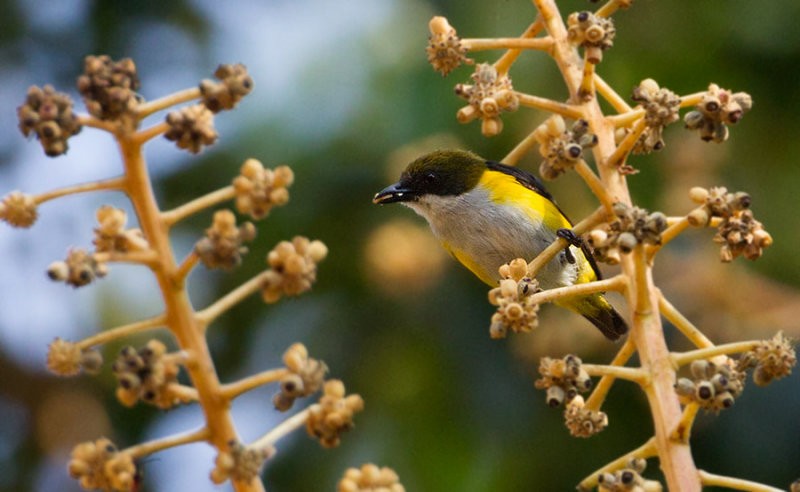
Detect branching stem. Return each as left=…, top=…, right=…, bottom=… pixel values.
left=125, top=427, right=210, bottom=459
left=698, top=470, right=784, bottom=492
left=582, top=363, right=648, bottom=384
left=161, top=185, right=236, bottom=227
left=33, top=176, right=126, bottom=205
left=671, top=341, right=760, bottom=368
left=136, top=87, right=202, bottom=118
left=577, top=437, right=658, bottom=491
left=494, top=19, right=544, bottom=74
left=220, top=368, right=290, bottom=401
left=514, top=92, right=585, bottom=119
left=528, top=275, right=626, bottom=305
left=77, top=314, right=166, bottom=350
left=658, top=292, right=714, bottom=349
left=195, top=271, right=269, bottom=328
left=585, top=337, right=637, bottom=411
left=250, top=408, right=310, bottom=451
left=463, top=37, right=553, bottom=52
left=594, top=74, right=633, bottom=114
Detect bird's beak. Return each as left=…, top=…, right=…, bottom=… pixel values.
left=373, top=182, right=416, bottom=204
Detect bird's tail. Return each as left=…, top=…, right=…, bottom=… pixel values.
left=559, top=294, right=628, bottom=341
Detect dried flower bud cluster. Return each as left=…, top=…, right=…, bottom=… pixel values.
left=210, top=440, right=274, bottom=485
left=426, top=16, right=471, bottom=76
left=306, top=379, right=364, bottom=448
left=534, top=354, right=592, bottom=407
left=93, top=206, right=148, bottom=253
left=77, top=55, right=140, bottom=124
left=532, top=116, right=598, bottom=180
left=195, top=210, right=256, bottom=270
left=586, top=203, right=667, bottom=263
left=17, top=85, right=82, bottom=157
left=46, top=338, right=103, bottom=376
left=687, top=186, right=772, bottom=262
left=339, top=463, right=405, bottom=492
left=68, top=438, right=136, bottom=492
left=112, top=340, right=188, bottom=409
left=273, top=343, right=328, bottom=411
left=233, top=159, right=294, bottom=220
left=47, top=249, right=108, bottom=288
left=684, top=83, right=752, bottom=142
left=567, top=11, right=616, bottom=63
left=261, top=236, right=328, bottom=303
left=199, top=63, right=254, bottom=113
left=738, top=332, right=796, bottom=386
left=564, top=395, right=608, bottom=437
left=0, top=191, right=38, bottom=228
left=454, top=63, right=519, bottom=137
left=674, top=358, right=745, bottom=413
left=597, top=458, right=662, bottom=492
left=630, top=78, right=680, bottom=154
left=487, top=258, right=540, bottom=339
left=164, top=104, right=218, bottom=154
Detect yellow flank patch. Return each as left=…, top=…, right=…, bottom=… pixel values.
left=479, top=170, right=572, bottom=232
left=441, top=241, right=495, bottom=285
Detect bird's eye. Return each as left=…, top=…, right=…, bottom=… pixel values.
left=424, top=172, right=438, bottom=184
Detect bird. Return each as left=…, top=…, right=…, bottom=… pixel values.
left=373, top=149, right=627, bottom=340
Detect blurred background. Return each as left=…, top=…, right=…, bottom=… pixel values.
left=1, top=0, right=799, bottom=490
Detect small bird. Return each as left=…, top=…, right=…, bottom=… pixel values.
left=373, top=149, right=627, bottom=340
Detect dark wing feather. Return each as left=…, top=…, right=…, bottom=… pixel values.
left=484, top=160, right=605, bottom=280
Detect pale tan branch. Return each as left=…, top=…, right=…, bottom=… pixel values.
left=161, top=186, right=236, bottom=227
left=495, top=19, right=544, bottom=74
left=595, top=74, right=634, bottom=114
left=77, top=314, right=166, bottom=350
left=671, top=341, right=761, bottom=368
left=195, top=271, right=268, bottom=327
left=33, top=177, right=126, bottom=205
left=250, top=408, right=310, bottom=451
left=125, top=427, right=210, bottom=459
left=658, top=291, right=714, bottom=349
left=463, top=37, right=553, bottom=52
left=698, top=470, right=784, bottom=492
left=220, top=368, right=290, bottom=401
left=515, top=92, right=585, bottom=119
left=577, top=437, right=658, bottom=491
left=585, top=338, right=637, bottom=411
left=669, top=402, right=700, bottom=444
left=136, top=87, right=202, bottom=119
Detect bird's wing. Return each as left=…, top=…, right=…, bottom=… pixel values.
left=484, top=160, right=605, bottom=281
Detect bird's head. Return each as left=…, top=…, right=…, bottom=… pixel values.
left=373, top=150, right=486, bottom=204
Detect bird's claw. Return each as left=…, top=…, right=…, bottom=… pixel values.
left=557, top=228, right=582, bottom=264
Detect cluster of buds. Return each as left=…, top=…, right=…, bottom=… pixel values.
left=112, top=340, right=189, bottom=409
left=46, top=338, right=103, bottom=376
left=273, top=343, right=328, bottom=411
left=597, top=458, right=662, bottom=492
left=232, top=159, right=294, bottom=220
left=339, top=463, right=405, bottom=492
left=0, top=191, right=38, bottom=228
left=306, top=379, right=365, bottom=448
left=68, top=438, right=136, bottom=492
left=199, top=63, right=254, bottom=113
left=564, top=395, right=608, bottom=437
left=426, top=16, right=471, bottom=76
left=567, top=11, right=616, bottom=64
left=586, top=203, right=667, bottom=264
left=688, top=186, right=772, bottom=262
left=738, top=332, right=796, bottom=386
left=210, top=440, right=273, bottom=485
left=93, top=206, right=148, bottom=253
left=630, top=79, right=681, bottom=154
left=487, top=258, right=540, bottom=339
left=532, top=116, right=597, bottom=180
left=195, top=210, right=256, bottom=270
left=684, top=83, right=752, bottom=142
left=164, top=104, right=218, bottom=154
left=454, top=63, right=519, bottom=137
left=47, top=249, right=108, bottom=288
left=675, top=358, right=745, bottom=413
left=17, top=85, right=82, bottom=157
left=534, top=354, right=592, bottom=407
left=261, top=236, right=328, bottom=303
left=77, top=55, right=140, bottom=125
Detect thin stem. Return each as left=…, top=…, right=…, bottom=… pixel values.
left=606, top=108, right=645, bottom=128
left=515, top=92, right=585, bottom=119
left=595, top=0, right=631, bottom=18
left=528, top=275, right=626, bottom=305
left=658, top=291, right=715, bottom=349
left=503, top=127, right=541, bottom=165
left=578, top=53, right=596, bottom=101
left=671, top=341, right=760, bottom=368
left=632, top=245, right=651, bottom=314
left=669, top=402, right=699, bottom=444
left=463, top=37, right=553, bottom=51
left=220, top=368, right=290, bottom=401
left=33, top=177, right=126, bottom=205
left=77, top=314, right=166, bottom=350
left=196, top=271, right=268, bottom=327
left=679, top=92, right=706, bottom=109
left=574, top=160, right=614, bottom=211
left=585, top=337, right=637, bottom=411
left=577, top=437, right=658, bottom=491
left=495, top=19, right=544, bottom=74
left=161, top=185, right=236, bottom=228
left=698, top=470, right=784, bottom=492
left=605, top=118, right=647, bottom=168
left=582, top=363, right=648, bottom=384
left=250, top=408, right=310, bottom=451
left=93, top=250, right=160, bottom=267
left=133, top=121, right=170, bottom=145
left=77, top=115, right=119, bottom=133
left=125, top=427, right=210, bottom=459
left=136, top=87, right=202, bottom=119
left=174, top=251, right=200, bottom=286
left=594, top=74, right=633, bottom=113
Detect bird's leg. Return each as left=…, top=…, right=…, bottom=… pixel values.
left=556, top=228, right=582, bottom=264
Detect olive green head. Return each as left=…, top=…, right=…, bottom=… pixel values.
left=373, top=150, right=487, bottom=204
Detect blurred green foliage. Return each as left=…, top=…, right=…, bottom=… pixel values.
left=1, top=1, right=799, bottom=491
